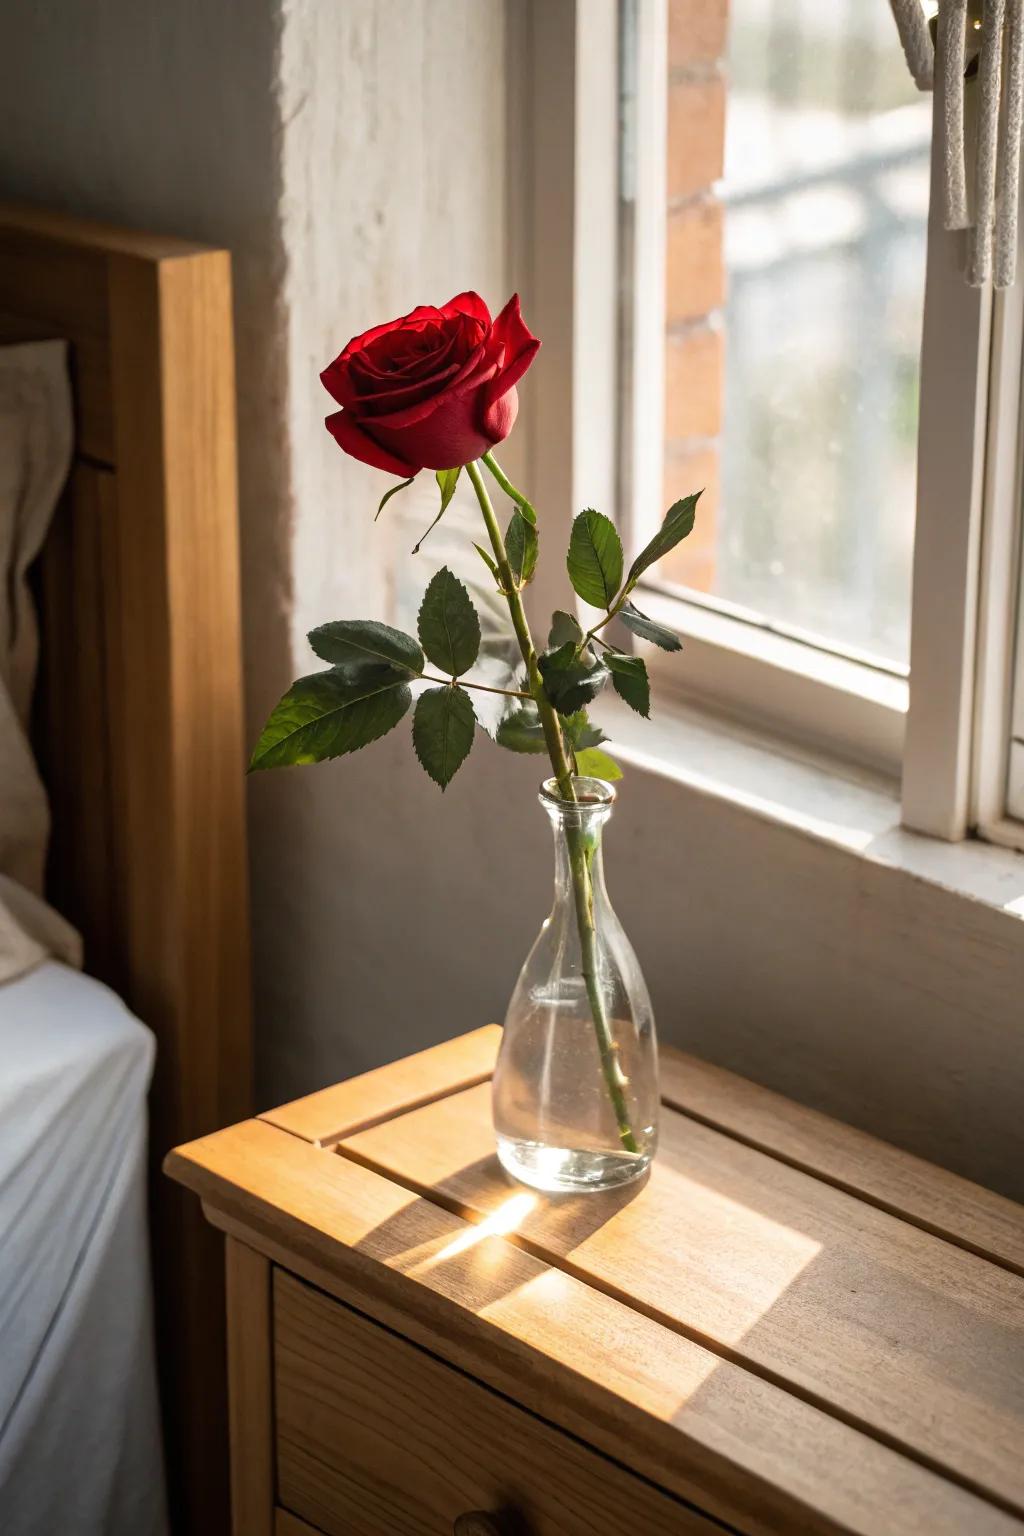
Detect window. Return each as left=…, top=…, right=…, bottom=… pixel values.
left=610, top=0, right=1024, bottom=842
left=654, top=0, right=928, bottom=668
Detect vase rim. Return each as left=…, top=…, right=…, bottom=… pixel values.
left=539, top=775, right=617, bottom=810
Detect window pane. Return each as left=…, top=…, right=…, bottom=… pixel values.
left=656, top=0, right=931, bottom=666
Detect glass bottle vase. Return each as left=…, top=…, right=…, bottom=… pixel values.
left=492, top=776, right=658, bottom=1194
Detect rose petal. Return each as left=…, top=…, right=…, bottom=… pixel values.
left=368, top=402, right=497, bottom=472
left=363, top=317, right=443, bottom=357
left=485, top=336, right=539, bottom=403
left=321, top=304, right=448, bottom=404
left=357, top=326, right=460, bottom=387
left=481, top=384, right=520, bottom=447
left=345, top=304, right=443, bottom=357
left=482, top=294, right=540, bottom=406
left=320, top=357, right=360, bottom=409
left=489, top=293, right=534, bottom=354
left=369, top=343, right=494, bottom=429
left=325, top=409, right=421, bottom=476
left=440, top=291, right=492, bottom=326
left=355, top=361, right=462, bottom=417
left=361, top=321, right=448, bottom=375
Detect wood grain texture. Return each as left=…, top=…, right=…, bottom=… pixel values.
left=344, top=1082, right=1024, bottom=1520
left=262, top=1026, right=501, bottom=1146
left=660, top=1051, right=1024, bottom=1275
left=275, top=1270, right=714, bottom=1536
left=226, top=1240, right=274, bottom=1536
left=2, top=202, right=254, bottom=1536
left=167, top=1117, right=1023, bottom=1536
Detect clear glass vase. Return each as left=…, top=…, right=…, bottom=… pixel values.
left=493, top=776, right=658, bottom=1194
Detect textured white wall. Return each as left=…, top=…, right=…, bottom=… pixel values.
left=2, top=0, right=1022, bottom=1200
left=251, top=0, right=552, bottom=1099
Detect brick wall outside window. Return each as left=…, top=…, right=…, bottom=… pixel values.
left=663, top=0, right=729, bottom=593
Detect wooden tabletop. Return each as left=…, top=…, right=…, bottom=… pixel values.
left=167, top=1027, right=1024, bottom=1536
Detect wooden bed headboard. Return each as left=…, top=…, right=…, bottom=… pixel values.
left=0, top=202, right=252, bottom=1536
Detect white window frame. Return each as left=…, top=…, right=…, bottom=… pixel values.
left=972, top=282, right=1024, bottom=849
left=520, top=0, right=1024, bottom=843
left=904, top=62, right=1024, bottom=848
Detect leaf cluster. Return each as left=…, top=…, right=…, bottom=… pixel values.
left=526, top=492, right=701, bottom=748
left=250, top=463, right=701, bottom=795
left=251, top=566, right=485, bottom=789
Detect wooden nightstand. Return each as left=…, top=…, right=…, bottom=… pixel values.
left=166, top=1027, right=1024, bottom=1536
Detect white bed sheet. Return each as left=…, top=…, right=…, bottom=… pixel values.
left=0, top=960, right=168, bottom=1536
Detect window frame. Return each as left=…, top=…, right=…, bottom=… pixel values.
left=967, top=276, right=1024, bottom=850
left=622, top=0, right=1024, bottom=836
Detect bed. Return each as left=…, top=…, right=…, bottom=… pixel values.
left=0, top=961, right=164, bottom=1533
left=0, top=204, right=252, bottom=1536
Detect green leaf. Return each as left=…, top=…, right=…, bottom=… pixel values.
left=576, top=745, right=623, bottom=782
left=567, top=510, right=624, bottom=610
left=307, top=619, right=423, bottom=679
left=473, top=542, right=504, bottom=590
left=496, top=702, right=548, bottom=754
left=539, top=642, right=609, bottom=716
left=607, top=653, right=650, bottom=717
left=436, top=466, right=461, bottom=508
left=506, top=510, right=538, bottom=588
left=548, top=609, right=584, bottom=649
left=375, top=476, right=416, bottom=521
left=411, top=466, right=463, bottom=553
left=625, top=491, right=701, bottom=589
left=249, top=667, right=411, bottom=771
left=618, top=602, right=683, bottom=652
left=563, top=710, right=607, bottom=750
left=467, top=642, right=526, bottom=741
left=412, top=685, right=476, bottom=788
left=417, top=567, right=481, bottom=676
left=496, top=702, right=607, bottom=757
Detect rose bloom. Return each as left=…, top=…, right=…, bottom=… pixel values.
left=321, top=292, right=539, bottom=476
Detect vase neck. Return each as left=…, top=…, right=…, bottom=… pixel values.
left=539, top=776, right=614, bottom=912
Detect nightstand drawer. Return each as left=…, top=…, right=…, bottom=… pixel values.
left=274, top=1270, right=712, bottom=1536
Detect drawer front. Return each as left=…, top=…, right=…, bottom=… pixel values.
left=273, top=1270, right=715, bottom=1536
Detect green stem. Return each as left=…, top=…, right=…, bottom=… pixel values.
left=582, top=596, right=630, bottom=650
left=467, top=458, right=639, bottom=1155
left=465, top=461, right=574, bottom=794
left=422, top=673, right=531, bottom=700
left=566, top=829, right=638, bottom=1154
left=481, top=450, right=536, bottom=524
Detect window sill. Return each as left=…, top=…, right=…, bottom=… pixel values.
left=634, top=587, right=908, bottom=778
left=601, top=693, right=1024, bottom=919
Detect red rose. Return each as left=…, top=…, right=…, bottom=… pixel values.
left=321, top=292, right=539, bottom=476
